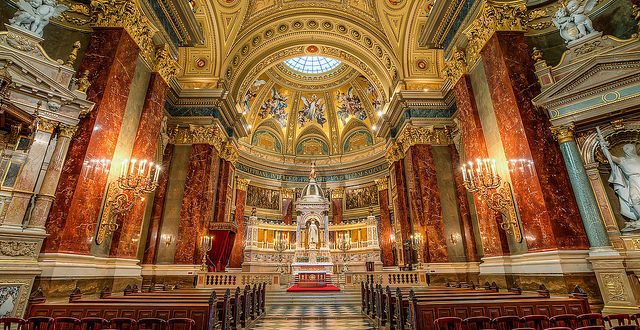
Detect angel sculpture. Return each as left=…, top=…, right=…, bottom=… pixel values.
left=298, top=95, right=327, bottom=127
left=9, top=0, right=68, bottom=37
left=553, top=0, right=598, bottom=44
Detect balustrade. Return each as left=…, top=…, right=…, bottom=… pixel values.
left=197, top=272, right=281, bottom=289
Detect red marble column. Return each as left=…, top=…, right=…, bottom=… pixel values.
left=405, top=145, right=448, bottom=263
left=453, top=74, right=510, bottom=257
left=142, top=144, right=174, bottom=264
left=228, top=181, right=248, bottom=269
left=331, top=190, right=344, bottom=224
left=480, top=32, right=589, bottom=251
left=110, top=73, right=169, bottom=259
left=44, top=28, right=140, bottom=254
left=449, top=144, right=479, bottom=262
left=282, top=198, right=293, bottom=225
left=209, top=158, right=236, bottom=270
left=377, top=181, right=395, bottom=267
left=390, top=160, right=411, bottom=249
left=213, top=159, right=234, bottom=223
left=174, top=144, right=218, bottom=264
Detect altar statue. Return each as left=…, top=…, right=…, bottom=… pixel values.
left=9, top=0, right=68, bottom=37
left=308, top=222, right=319, bottom=245
left=309, top=161, right=317, bottom=181
left=598, top=128, right=640, bottom=231
left=552, top=0, right=598, bottom=44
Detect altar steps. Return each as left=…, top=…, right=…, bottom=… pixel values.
left=266, top=289, right=361, bottom=306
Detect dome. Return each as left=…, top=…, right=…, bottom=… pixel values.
left=300, top=181, right=324, bottom=200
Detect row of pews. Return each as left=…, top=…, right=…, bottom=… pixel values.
left=26, top=283, right=267, bottom=329
left=361, top=281, right=592, bottom=330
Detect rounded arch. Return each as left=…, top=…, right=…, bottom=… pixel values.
left=341, top=118, right=370, bottom=142
left=581, top=122, right=640, bottom=164
left=297, top=124, right=330, bottom=143
left=222, top=13, right=400, bottom=102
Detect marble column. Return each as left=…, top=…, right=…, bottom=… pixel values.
left=389, top=159, right=411, bottom=247
left=453, top=74, right=509, bottom=257
left=4, top=118, right=57, bottom=226
left=405, top=144, right=448, bottom=263
left=552, top=125, right=610, bottom=248
left=28, top=124, right=77, bottom=230
left=281, top=188, right=294, bottom=225
left=44, top=28, right=140, bottom=254
left=331, top=187, right=344, bottom=225
left=110, top=72, right=169, bottom=259
left=142, top=144, right=174, bottom=264
left=449, top=144, right=479, bottom=262
left=174, top=144, right=219, bottom=264
left=376, top=178, right=395, bottom=267
left=213, top=158, right=234, bottom=223
left=229, top=178, right=249, bottom=269
left=480, top=31, right=589, bottom=251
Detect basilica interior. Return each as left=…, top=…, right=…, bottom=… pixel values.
left=0, top=0, right=639, bottom=329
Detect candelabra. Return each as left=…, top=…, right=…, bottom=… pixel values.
left=337, top=233, right=352, bottom=273
left=409, top=233, right=423, bottom=270
left=461, top=158, right=524, bottom=243
left=273, top=234, right=288, bottom=274
left=201, top=235, right=213, bottom=271
left=96, top=159, right=161, bottom=245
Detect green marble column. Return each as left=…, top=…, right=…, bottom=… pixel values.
left=553, top=125, right=610, bottom=248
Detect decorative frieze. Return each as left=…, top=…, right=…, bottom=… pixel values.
left=395, top=125, right=451, bottom=152
left=0, top=241, right=38, bottom=258
left=170, top=125, right=227, bottom=151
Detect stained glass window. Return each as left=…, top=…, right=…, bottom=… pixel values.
left=284, top=56, right=341, bottom=74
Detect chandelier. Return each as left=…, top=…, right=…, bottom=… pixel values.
left=461, top=158, right=526, bottom=243
left=96, top=158, right=161, bottom=245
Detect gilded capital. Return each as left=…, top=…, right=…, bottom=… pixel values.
left=396, top=125, right=451, bottom=152
left=90, top=0, right=157, bottom=63
left=375, top=177, right=389, bottom=191
left=385, top=142, right=404, bottom=164
left=58, top=124, right=78, bottom=138
left=236, top=177, right=250, bottom=191
left=444, top=47, right=468, bottom=84
left=330, top=187, right=345, bottom=199
left=551, top=124, right=575, bottom=144
left=281, top=188, right=295, bottom=200
left=154, top=44, right=179, bottom=83
left=170, top=125, right=226, bottom=151
left=221, top=143, right=239, bottom=164
left=36, top=118, right=58, bottom=133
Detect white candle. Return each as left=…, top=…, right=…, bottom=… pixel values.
left=461, top=165, right=467, bottom=182
left=153, top=165, right=161, bottom=182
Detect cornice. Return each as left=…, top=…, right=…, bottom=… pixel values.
left=395, top=124, right=452, bottom=152
left=169, top=123, right=227, bottom=151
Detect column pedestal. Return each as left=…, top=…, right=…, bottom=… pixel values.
left=590, top=249, right=640, bottom=314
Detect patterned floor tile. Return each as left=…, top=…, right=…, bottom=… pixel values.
left=251, top=304, right=373, bottom=329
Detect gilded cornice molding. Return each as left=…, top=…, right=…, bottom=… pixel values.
left=551, top=124, right=575, bottom=144
left=330, top=187, right=345, bottom=200
left=396, top=125, right=452, bottom=152
left=236, top=177, right=250, bottom=191
left=154, top=44, right=179, bottom=83
left=385, top=142, right=404, bottom=165
left=375, top=177, right=388, bottom=191
left=170, top=124, right=226, bottom=151
left=281, top=188, right=295, bottom=200
left=221, top=142, right=239, bottom=164
left=444, top=0, right=527, bottom=84
left=90, top=0, right=158, bottom=63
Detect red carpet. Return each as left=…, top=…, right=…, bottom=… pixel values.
left=286, top=284, right=341, bottom=292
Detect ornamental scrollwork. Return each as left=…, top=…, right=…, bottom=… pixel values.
left=0, top=241, right=38, bottom=258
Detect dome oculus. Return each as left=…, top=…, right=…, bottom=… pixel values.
left=284, top=56, right=341, bottom=74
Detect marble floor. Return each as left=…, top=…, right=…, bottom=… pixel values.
left=250, top=303, right=375, bottom=329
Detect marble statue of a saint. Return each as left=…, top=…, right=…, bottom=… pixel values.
left=308, top=222, right=319, bottom=245
left=599, top=132, right=640, bottom=231
left=309, top=161, right=317, bottom=181
left=9, top=0, right=68, bottom=37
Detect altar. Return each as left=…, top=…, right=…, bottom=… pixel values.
left=297, top=271, right=328, bottom=288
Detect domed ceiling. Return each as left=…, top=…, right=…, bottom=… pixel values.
left=239, top=52, right=385, bottom=158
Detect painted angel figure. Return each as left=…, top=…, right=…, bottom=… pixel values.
left=259, top=88, right=288, bottom=127
left=336, top=87, right=366, bottom=125
left=299, top=95, right=326, bottom=127
left=10, top=0, right=68, bottom=37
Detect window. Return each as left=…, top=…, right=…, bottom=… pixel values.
left=284, top=56, right=341, bottom=74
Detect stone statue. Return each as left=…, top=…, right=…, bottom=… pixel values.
left=598, top=128, right=640, bottom=231
left=309, top=161, right=317, bottom=181
left=9, top=0, right=68, bottom=37
left=552, top=0, right=598, bottom=45
left=308, top=222, right=319, bottom=245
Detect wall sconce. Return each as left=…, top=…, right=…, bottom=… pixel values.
left=462, top=158, right=523, bottom=243
left=161, top=234, right=174, bottom=247
left=96, top=158, right=161, bottom=245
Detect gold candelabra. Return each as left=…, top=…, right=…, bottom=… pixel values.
left=461, top=158, right=524, bottom=243
left=96, top=159, right=161, bottom=245
left=201, top=235, right=213, bottom=271
left=409, top=233, right=423, bottom=269
left=273, top=233, right=288, bottom=274
left=337, top=232, right=352, bottom=273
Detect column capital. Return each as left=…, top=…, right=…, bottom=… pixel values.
left=375, top=177, right=389, bottom=191
left=385, top=142, right=404, bottom=164
left=90, top=0, right=158, bottom=63
left=551, top=124, right=576, bottom=143
left=35, top=118, right=58, bottom=133
left=221, top=143, right=239, bottom=164
left=154, top=44, right=179, bottom=83
left=281, top=188, right=295, bottom=199
left=396, top=124, right=451, bottom=152
left=236, top=177, right=250, bottom=191
left=58, top=124, right=78, bottom=138
left=330, top=187, right=345, bottom=199
left=444, top=47, right=468, bottom=85
left=170, top=125, right=227, bottom=151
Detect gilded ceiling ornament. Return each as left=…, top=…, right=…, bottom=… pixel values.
left=154, top=44, right=179, bottom=83
left=89, top=0, right=157, bottom=64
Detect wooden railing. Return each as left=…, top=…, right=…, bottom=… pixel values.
left=197, top=272, right=281, bottom=290
left=344, top=271, right=428, bottom=287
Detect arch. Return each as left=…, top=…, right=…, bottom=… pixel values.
left=296, top=137, right=330, bottom=156
left=341, top=118, right=370, bottom=141
left=343, top=129, right=374, bottom=154
left=251, top=129, right=283, bottom=153
left=297, top=124, right=330, bottom=143
left=581, top=122, right=640, bottom=164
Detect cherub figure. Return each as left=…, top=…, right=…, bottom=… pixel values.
left=552, top=6, right=578, bottom=43
left=9, top=0, right=67, bottom=37
left=9, top=0, right=42, bottom=32
left=566, top=0, right=597, bottom=38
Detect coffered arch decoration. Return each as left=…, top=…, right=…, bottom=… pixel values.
left=223, top=14, right=400, bottom=102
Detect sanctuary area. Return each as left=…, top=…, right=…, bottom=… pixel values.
left=0, top=0, right=639, bottom=329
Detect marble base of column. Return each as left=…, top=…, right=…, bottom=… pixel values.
left=590, top=248, right=640, bottom=314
